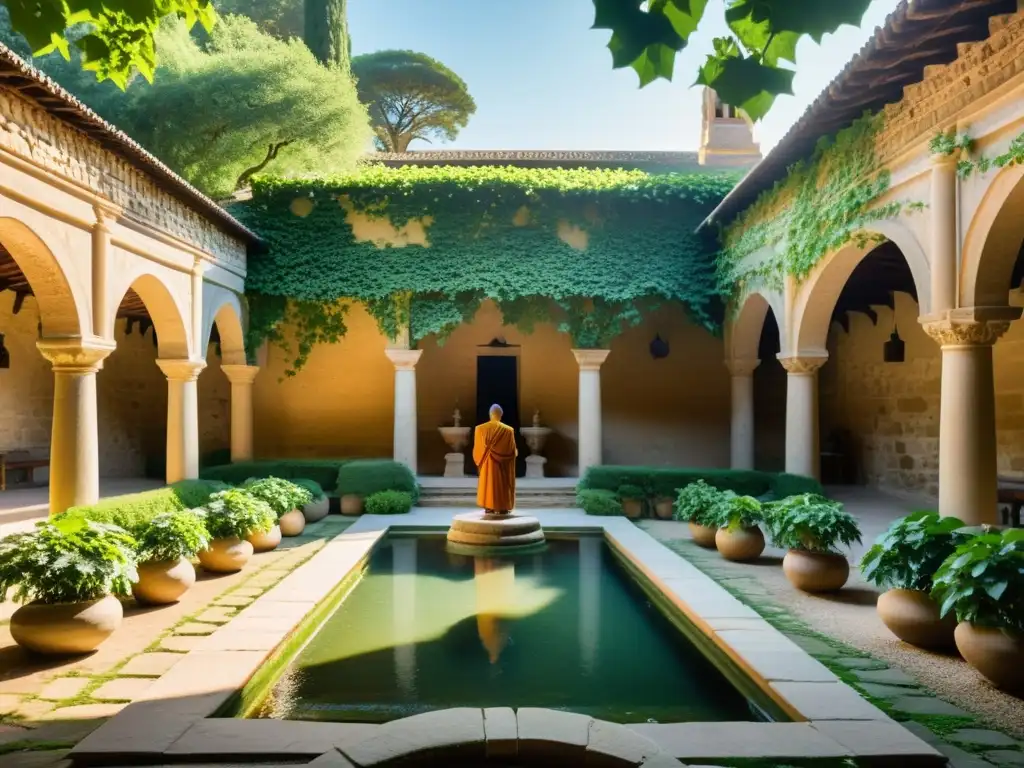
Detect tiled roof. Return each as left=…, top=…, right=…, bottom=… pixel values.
left=0, top=42, right=260, bottom=245
left=701, top=0, right=1019, bottom=230
left=367, top=150, right=707, bottom=172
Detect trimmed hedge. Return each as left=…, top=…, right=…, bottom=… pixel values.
left=577, top=489, right=624, bottom=516
left=579, top=466, right=822, bottom=501
left=60, top=479, right=228, bottom=533
left=364, top=490, right=414, bottom=515
left=200, top=459, right=356, bottom=492
left=335, top=460, right=419, bottom=500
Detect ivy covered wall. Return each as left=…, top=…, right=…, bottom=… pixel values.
left=232, top=165, right=738, bottom=374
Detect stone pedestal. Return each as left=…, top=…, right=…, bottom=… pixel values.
left=447, top=512, right=546, bottom=554
left=444, top=452, right=466, bottom=478
left=525, top=455, right=547, bottom=479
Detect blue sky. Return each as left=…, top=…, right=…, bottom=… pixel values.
left=348, top=0, right=900, bottom=154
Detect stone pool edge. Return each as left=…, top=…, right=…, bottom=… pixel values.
left=70, top=509, right=944, bottom=766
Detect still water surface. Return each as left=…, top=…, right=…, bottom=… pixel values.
left=257, top=536, right=757, bottom=723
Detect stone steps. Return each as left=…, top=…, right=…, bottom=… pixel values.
left=418, top=485, right=578, bottom=509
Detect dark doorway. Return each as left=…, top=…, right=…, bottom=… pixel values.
left=474, top=355, right=526, bottom=477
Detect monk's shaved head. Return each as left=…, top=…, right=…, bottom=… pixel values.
left=489, top=403, right=503, bottom=418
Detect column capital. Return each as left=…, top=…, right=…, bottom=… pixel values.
left=777, top=353, right=828, bottom=375
left=572, top=349, right=611, bottom=371
left=929, top=151, right=960, bottom=168
left=221, top=364, right=260, bottom=385
left=92, top=202, right=121, bottom=228
left=920, top=307, right=1021, bottom=348
left=37, top=337, right=116, bottom=373
left=725, top=357, right=760, bottom=377
left=385, top=348, right=423, bottom=371
left=157, top=358, right=207, bottom=382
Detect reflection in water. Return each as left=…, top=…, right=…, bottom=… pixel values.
left=578, top=536, right=601, bottom=676
left=473, top=557, right=516, bottom=664
left=392, top=539, right=417, bottom=696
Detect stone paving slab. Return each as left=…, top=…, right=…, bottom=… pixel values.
left=118, top=653, right=183, bottom=678
left=92, top=678, right=153, bottom=703
left=38, top=677, right=89, bottom=701
left=163, top=718, right=377, bottom=759
left=952, top=730, right=1021, bottom=748
left=629, top=722, right=851, bottom=759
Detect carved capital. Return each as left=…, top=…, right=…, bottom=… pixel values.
left=157, top=358, right=207, bottom=382
left=920, top=307, right=1022, bottom=348
left=572, top=349, right=611, bottom=371
left=930, top=151, right=960, bottom=168
left=725, top=358, right=760, bottom=377
left=777, top=354, right=828, bottom=375
left=385, top=348, right=423, bottom=371
left=37, top=337, right=116, bottom=373
left=221, top=364, right=259, bottom=386
left=92, top=201, right=121, bottom=230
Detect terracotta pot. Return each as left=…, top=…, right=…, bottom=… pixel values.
left=247, top=525, right=282, bottom=552
left=622, top=498, right=643, bottom=519
left=279, top=510, right=306, bottom=537
left=715, top=526, right=765, bottom=562
left=341, top=494, right=363, bottom=516
left=10, top=595, right=123, bottom=655
left=688, top=522, right=719, bottom=548
left=783, top=549, right=850, bottom=592
left=132, top=557, right=196, bottom=605
left=877, top=588, right=956, bottom=649
left=954, top=622, right=1024, bottom=692
left=198, top=537, right=254, bottom=573
left=654, top=497, right=674, bottom=520
left=302, top=496, right=329, bottom=523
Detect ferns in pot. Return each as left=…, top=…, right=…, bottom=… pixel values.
left=132, top=509, right=211, bottom=605
left=766, top=494, right=861, bottom=593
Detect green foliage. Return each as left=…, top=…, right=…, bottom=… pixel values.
left=62, top=487, right=186, bottom=532
left=769, top=472, right=824, bottom=499
left=170, top=479, right=231, bottom=509
left=708, top=492, right=762, bottom=531
left=932, top=128, right=1024, bottom=179
left=135, top=509, right=211, bottom=563
left=364, top=490, right=414, bottom=515
left=932, top=529, right=1024, bottom=631
left=590, top=0, right=870, bottom=120
left=215, top=0, right=302, bottom=40
left=577, top=488, right=624, bottom=516
left=580, top=465, right=784, bottom=498
left=673, top=479, right=725, bottom=525
left=242, top=476, right=313, bottom=517
left=860, top=511, right=967, bottom=592
left=352, top=49, right=475, bottom=152
left=202, top=489, right=276, bottom=539
left=617, top=484, right=644, bottom=499
left=235, top=166, right=737, bottom=373
left=766, top=494, right=861, bottom=554
left=304, top=0, right=349, bottom=70
left=719, top=112, right=916, bottom=296
left=1, top=0, right=216, bottom=89
left=335, top=459, right=418, bottom=499
left=0, top=517, right=137, bottom=604
left=200, top=459, right=355, bottom=491
left=292, top=478, right=326, bottom=501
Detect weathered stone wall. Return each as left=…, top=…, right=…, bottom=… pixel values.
left=0, top=86, right=247, bottom=269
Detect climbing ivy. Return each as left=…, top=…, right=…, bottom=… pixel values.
left=931, top=127, right=1024, bottom=178
left=234, top=164, right=737, bottom=374
left=717, top=112, right=920, bottom=303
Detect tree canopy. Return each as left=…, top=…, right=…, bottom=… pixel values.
left=305, top=0, right=349, bottom=70
left=215, top=0, right=303, bottom=41
left=351, top=49, right=475, bottom=153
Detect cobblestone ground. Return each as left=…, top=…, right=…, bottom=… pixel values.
left=640, top=518, right=1024, bottom=768
left=0, top=517, right=353, bottom=768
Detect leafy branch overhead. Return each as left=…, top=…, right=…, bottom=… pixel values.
left=591, top=0, right=872, bottom=120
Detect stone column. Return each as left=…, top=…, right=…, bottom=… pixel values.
left=573, top=349, right=610, bottom=477
left=191, top=259, right=204, bottom=359
left=385, top=349, right=423, bottom=474
left=91, top=207, right=112, bottom=340
left=37, top=338, right=115, bottom=515
left=778, top=354, right=827, bottom=480
left=921, top=308, right=1020, bottom=524
left=221, top=364, right=259, bottom=462
left=726, top=358, right=759, bottom=470
left=157, top=359, right=206, bottom=484
left=930, top=152, right=958, bottom=316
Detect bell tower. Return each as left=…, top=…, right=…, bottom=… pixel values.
left=699, top=88, right=762, bottom=168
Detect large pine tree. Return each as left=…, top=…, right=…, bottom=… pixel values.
left=304, top=0, right=350, bottom=71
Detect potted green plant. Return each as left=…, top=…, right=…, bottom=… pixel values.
left=132, top=509, right=211, bottom=605
left=860, top=511, right=965, bottom=648
left=198, top=489, right=276, bottom=572
left=294, top=478, right=329, bottom=522
left=243, top=477, right=313, bottom=537
left=931, top=528, right=1024, bottom=691
left=617, top=484, right=645, bottom=519
left=767, top=494, right=861, bottom=592
left=709, top=492, right=765, bottom=562
left=0, top=517, right=137, bottom=655
left=674, top=480, right=723, bottom=548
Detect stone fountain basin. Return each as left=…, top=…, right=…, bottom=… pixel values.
left=439, top=426, right=470, bottom=452
left=520, top=426, right=552, bottom=453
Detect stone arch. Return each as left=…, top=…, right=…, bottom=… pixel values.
left=792, top=222, right=930, bottom=355
left=0, top=215, right=87, bottom=337
left=109, top=272, right=191, bottom=359
left=727, top=289, right=785, bottom=363
left=961, top=161, right=1024, bottom=308
left=202, top=286, right=246, bottom=366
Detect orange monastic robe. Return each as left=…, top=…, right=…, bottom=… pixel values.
left=473, top=418, right=518, bottom=512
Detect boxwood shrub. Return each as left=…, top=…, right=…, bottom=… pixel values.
left=364, top=490, right=414, bottom=515
left=577, top=489, right=624, bottom=516
left=335, top=460, right=419, bottom=500
left=59, top=479, right=231, bottom=533
left=200, top=459, right=356, bottom=492
left=579, top=466, right=821, bottom=502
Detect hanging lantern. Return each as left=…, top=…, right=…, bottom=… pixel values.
left=649, top=334, right=669, bottom=359
left=883, top=326, right=905, bottom=363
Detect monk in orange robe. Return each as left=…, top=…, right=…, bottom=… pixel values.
left=473, top=404, right=518, bottom=514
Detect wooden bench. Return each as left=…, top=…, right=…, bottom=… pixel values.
left=0, top=454, right=50, bottom=491
left=997, top=476, right=1024, bottom=528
